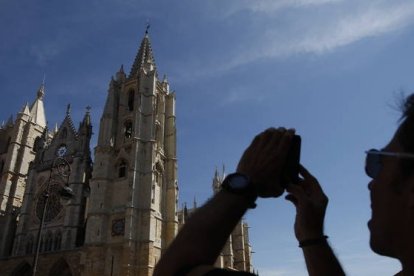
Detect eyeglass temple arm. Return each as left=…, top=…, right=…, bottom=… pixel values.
left=365, top=150, right=414, bottom=160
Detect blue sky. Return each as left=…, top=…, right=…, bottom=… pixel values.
left=1, top=0, right=414, bottom=275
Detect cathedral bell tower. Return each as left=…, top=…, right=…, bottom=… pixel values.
left=83, top=30, right=178, bottom=276
left=0, top=84, right=47, bottom=257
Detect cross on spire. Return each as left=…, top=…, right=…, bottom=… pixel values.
left=145, top=20, right=150, bottom=35
left=66, top=104, right=71, bottom=115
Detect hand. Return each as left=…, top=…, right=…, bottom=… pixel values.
left=285, top=165, right=328, bottom=241
left=237, top=127, right=295, bottom=198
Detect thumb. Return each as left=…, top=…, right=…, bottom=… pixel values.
left=285, top=194, right=298, bottom=207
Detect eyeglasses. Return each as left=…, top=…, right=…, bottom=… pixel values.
left=365, top=149, right=414, bottom=178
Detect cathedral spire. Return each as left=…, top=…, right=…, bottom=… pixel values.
left=116, top=64, right=126, bottom=82
left=193, top=196, right=197, bottom=209
left=37, top=82, right=45, bottom=100
left=129, top=28, right=157, bottom=78
left=212, top=167, right=221, bottom=193
left=29, top=83, right=46, bottom=128
left=20, top=103, right=30, bottom=116
left=83, top=106, right=91, bottom=125
left=57, top=103, right=77, bottom=139
left=66, top=104, right=71, bottom=115
left=6, top=115, right=13, bottom=127
left=79, top=106, right=92, bottom=138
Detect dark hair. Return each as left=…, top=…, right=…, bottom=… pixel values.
left=397, top=93, right=414, bottom=177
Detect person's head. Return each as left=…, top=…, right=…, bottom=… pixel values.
left=368, top=93, right=414, bottom=259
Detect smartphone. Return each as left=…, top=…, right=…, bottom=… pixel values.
left=282, top=135, right=301, bottom=187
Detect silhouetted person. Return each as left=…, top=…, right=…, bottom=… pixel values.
left=286, top=94, right=414, bottom=275
left=153, top=128, right=290, bottom=275
left=154, top=128, right=345, bottom=275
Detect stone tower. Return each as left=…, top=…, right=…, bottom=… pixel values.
left=11, top=106, right=92, bottom=259
left=83, top=31, right=178, bottom=276
left=0, top=84, right=47, bottom=256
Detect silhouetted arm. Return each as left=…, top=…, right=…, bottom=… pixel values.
left=154, top=128, right=294, bottom=276
left=300, top=242, right=345, bottom=276
left=286, top=166, right=345, bottom=276
left=154, top=190, right=254, bottom=276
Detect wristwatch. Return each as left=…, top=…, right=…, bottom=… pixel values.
left=221, top=173, right=257, bottom=209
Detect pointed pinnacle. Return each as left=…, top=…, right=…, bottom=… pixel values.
left=20, top=103, right=30, bottom=115
left=37, top=83, right=45, bottom=99
left=6, top=115, right=13, bottom=126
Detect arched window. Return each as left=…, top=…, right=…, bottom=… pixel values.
left=154, top=96, right=159, bottom=114
left=60, top=128, right=68, bottom=139
left=25, top=236, right=33, bottom=255
left=128, top=90, right=134, bottom=111
left=151, top=184, right=155, bottom=203
left=54, top=232, right=62, bottom=250
left=49, top=258, right=73, bottom=276
left=124, top=121, right=133, bottom=139
left=155, top=162, right=163, bottom=187
left=6, top=137, right=11, bottom=152
left=40, top=236, right=44, bottom=252
left=46, top=232, right=53, bottom=251
left=155, top=124, right=163, bottom=146
left=33, top=137, right=41, bottom=152
left=154, top=163, right=163, bottom=209
left=118, top=161, right=127, bottom=178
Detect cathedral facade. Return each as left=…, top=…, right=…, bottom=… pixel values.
left=0, top=32, right=252, bottom=276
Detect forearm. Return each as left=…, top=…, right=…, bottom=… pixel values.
left=302, top=242, right=345, bottom=276
left=154, top=190, right=253, bottom=276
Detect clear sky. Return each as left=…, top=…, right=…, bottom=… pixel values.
left=1, top=0, right=414, bottom=275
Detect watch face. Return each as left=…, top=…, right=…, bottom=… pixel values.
left=229, top=174, right=249, bottom=189
left=56, top=145, right=67, bottom=157
left=227, top=173, right=249, bottom=190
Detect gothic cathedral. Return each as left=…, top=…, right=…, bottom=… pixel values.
left=0, top=31, right=252, bottom=276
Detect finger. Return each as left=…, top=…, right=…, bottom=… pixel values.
left=237, top=131, right=265, bottom=170
left=299, top=164, right=314, bottom=179
left=253, top=128, right=280, bottom=164
left=285, top=194, right=298, bottom=207
left=261, top=129, right=284, bottom=157
left=299, top=164, right=324, bottom=194
left=257, top=128, right=279, bottom=151
left=268, top=129, right=295, bottom=166
left=286, top=183, right=307, bottom=202
left=246, top=131, right=265, bottom=154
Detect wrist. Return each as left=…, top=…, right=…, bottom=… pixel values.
left=221, top=173, right=258, bottom=209
left=298, top=235, right=329, bottom=248
left=296, top=228, right=325, bottom=242
left=220, top=189, right=258, bottom=209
